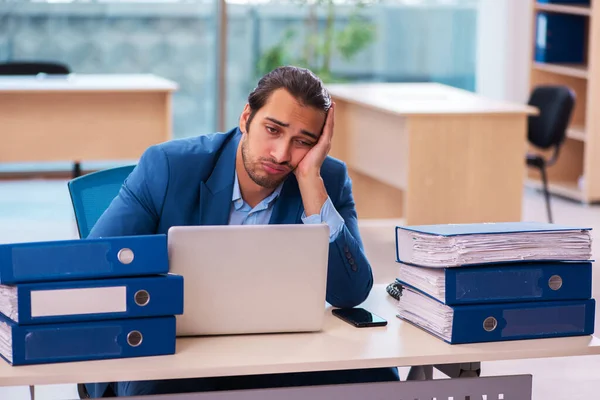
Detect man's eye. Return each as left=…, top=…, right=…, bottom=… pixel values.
left=266, top=126, right=277, bottom=134
left=297, top=140, right=312, bottom=147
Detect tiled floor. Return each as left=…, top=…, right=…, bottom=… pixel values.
left=0, top=179, right=599, bottom=399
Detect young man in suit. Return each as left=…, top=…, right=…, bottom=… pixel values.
left=86, top=66, right=399, bottom=397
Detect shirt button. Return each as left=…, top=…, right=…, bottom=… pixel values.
left=344, top=245, right=349, bottom=253
left=346, top=252, right=352, bottom=259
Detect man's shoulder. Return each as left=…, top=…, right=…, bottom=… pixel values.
left=145, top=129, right=236, bottom=171
left=157, top=130, right=234, bottom=158
left=321, top=155, right=348, bottom=179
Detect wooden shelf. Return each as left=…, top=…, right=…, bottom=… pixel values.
left=529, top=1, right=600, bottom=203
left=525, top=178, right=584, bottom=202
left=532, top=62, right=588, bottom=79
left=567, top=125, right=587, bottom=141
left=535, top=2, right=591, bottom=16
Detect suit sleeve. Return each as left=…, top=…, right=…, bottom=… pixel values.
left=325, top=164, right=374, bottom=308
left=87, top=145, right=169, bottom=238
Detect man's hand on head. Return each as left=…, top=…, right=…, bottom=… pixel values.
left=294, top=102, right=335, bottom=181
left=295, top=102, right=335, bottom=216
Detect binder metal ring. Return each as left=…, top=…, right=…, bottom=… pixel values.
left=483, top=317, right=497, bottom=332
left=134, top=290, right=150, bottom=306
left=548, top=275, right=563, bottom=291
left=127, top=330, right=143, bottom=347
left=117, top=248, right=135, bottom=265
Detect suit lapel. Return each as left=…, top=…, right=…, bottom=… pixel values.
left=198, top=131, right=240, bottom=226
left=198, top=182, right=232, bottom=225
left=269, top=174, right=304, bottom=225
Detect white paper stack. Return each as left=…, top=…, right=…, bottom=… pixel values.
left=0, top=321, right=13, bottom=364
left=395, top=222, right=592, bottom=268
left=0, top=286, right=18, bottom=322
left=397, top=287, right=453, bottom=342
left=397, top=263, right=445, bottom=302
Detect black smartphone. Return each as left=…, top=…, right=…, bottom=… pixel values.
left=332, top=307, right=387, bottom=328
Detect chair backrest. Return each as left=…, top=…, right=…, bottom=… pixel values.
left=67, top=165, right=136, bottom=238
left=0, top=61, right=70, bottom=75
left=527, top=85, right=575, bottom=149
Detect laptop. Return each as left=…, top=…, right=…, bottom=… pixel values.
left=167, top=224, right=330, bottom=336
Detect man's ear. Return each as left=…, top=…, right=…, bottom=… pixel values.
left=239, top=104, right=251, bottom=134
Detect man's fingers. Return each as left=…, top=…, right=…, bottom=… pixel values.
left=323, top=102, right=335, bottom=141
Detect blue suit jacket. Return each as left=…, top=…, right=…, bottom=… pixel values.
left=90, top=128, right=374, bottom=308
left=86, top=128, right=375, bottom=397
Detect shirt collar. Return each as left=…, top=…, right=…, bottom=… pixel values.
left=232, top=169, right=284, bottom=210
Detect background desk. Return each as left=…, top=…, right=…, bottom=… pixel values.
left=0, top=284, right=598, bottom=389
left=327, top=83, right=538, bottom=225
left=0, top=74, right=177, bottom=171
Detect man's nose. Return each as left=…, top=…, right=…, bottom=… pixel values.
left=271, top=140, right=291, bottom=164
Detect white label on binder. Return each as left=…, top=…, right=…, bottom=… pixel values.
left=536, top=14, right=547, bottom=48
left=30, top=287, right=127, bottom=317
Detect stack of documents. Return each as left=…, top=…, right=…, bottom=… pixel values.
left=0, top=234, right=183, bottom=365
left=396, top=260, right=593, bottom=305
left=395, top=221, right=592, bottom=268
left=398, top=285, right=595, bottom=344
left=393, top=222, right=595, bottom=344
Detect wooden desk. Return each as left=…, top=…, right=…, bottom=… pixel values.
left=0, top=74, right=177, bottom=165
left=0, top=284, right=598, bottom=388
left=327, top=83, right=538, bottom=225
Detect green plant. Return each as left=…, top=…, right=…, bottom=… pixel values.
left=255, top=0, right=376, bottom=83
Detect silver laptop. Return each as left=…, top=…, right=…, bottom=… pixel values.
left=167, top=224, right=330, bottom=336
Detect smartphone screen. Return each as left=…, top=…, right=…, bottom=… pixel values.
left=332, top=307, right=387, bottom=327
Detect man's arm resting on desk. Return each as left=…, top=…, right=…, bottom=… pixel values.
left=299, top=166, right=374, bottom=309
left=88, top=145, right=168, bottom=238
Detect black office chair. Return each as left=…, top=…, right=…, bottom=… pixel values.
left=526, top=85, right=575, bottom=223
left=0, top=61, right=70, bottom=75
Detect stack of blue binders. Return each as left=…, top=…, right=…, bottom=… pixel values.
left=393, top=222, right=595, bottom=344
left=0, top=234, right=183, bottom=365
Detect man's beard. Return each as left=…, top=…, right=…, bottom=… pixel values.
left=241, top=135, right=292, bottom=189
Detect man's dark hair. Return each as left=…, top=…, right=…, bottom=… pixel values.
left=245, top=66, right=332, bottom=131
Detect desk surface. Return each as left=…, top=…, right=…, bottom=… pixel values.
left=327, top=82, right=538, bottom=116
left=0, top=74, right=178, bottom=92
left=1, top=284, right=599, bottom=387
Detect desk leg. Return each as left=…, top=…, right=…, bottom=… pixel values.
left=406, top=365, right=433, bottom=380
left=72, top=161, right=82, bottom=178
left=435, top=362, right=481, bottom=378
left=29, top=385, right=35, bottom=400
left=407, top=362, right=481, bottom=380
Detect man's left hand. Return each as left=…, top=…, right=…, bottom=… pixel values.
left=295, top=102, right=335, bottom=180
left=295, top=102, right=335, bottom=216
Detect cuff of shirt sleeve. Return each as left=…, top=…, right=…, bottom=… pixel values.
left=301, top=196, right=345, bottom=242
